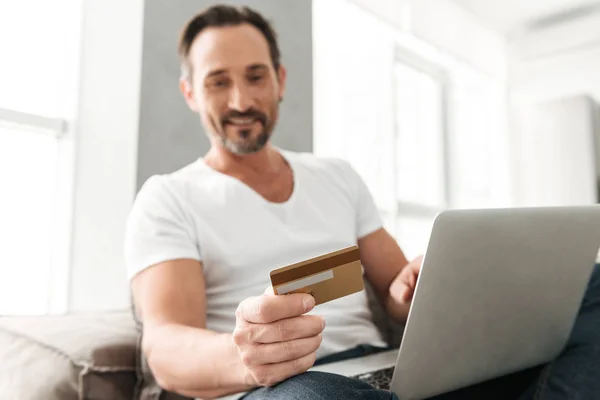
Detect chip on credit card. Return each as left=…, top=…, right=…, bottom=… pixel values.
left=269, top=245, right=365, bottom=306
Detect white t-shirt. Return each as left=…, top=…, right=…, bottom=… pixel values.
left=125, top=149, right=387, bottom=358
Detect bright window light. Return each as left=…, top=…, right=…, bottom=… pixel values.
left=0, top=124, right=58, bottom=314
left=313, top=0, right=509, bottom=260
left=0, top=1, right=79, bottom=117
left=394, top=63, right=446, bottom=209
left=0, top=0, right=80, bottom=315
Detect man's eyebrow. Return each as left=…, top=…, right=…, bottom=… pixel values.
left=205, top=69, right=227, bottom=79
left=247, top=64, right=269, bottom=73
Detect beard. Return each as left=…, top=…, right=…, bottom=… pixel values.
left=213, top=106, right=277, bottom=155
left=220, top=129, right=270, bottom=155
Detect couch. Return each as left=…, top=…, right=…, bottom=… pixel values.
left=0, top=284, right=402, bottom=400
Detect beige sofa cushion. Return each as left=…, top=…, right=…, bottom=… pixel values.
left=0, top=311, right=137, bottom=400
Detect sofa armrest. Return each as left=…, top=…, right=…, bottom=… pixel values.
left=0, top=311, right=138, bottom=400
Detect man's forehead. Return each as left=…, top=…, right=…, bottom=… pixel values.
left=189, top=24, right=272, bottom=78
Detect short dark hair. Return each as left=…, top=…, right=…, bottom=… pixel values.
left=178, top=5, right=281, bottom=80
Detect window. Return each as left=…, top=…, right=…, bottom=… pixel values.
left=390, top=50, right=449, bottom=259
left=313, top=0, right=445, bottom=259
left=313, top=0, right=510, bottom=261
left=0, top=0, right=81, bottom=315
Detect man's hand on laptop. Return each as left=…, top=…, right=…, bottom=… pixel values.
left=232, top=288, right=325, bottom=388
left=390, top=255, right=424, bottom=304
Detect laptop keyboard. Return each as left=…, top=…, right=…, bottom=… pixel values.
left=351, top=366, right=395, bottom=390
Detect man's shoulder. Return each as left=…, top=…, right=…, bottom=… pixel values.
left=135, top=158, right=213, bottom=204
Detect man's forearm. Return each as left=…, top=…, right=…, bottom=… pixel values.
left=143, top=323, right=253, bottom=399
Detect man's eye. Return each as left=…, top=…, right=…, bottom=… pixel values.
left=209, top=79, right=228, bottom=89
left=248, top=75, right=263, bottom=83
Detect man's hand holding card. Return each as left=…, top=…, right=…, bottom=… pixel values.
left=232, top=246, right=367, bottom=388
left=232, top=287, right=325, bottom=387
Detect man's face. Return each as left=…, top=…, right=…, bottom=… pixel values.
left=181, top=24, right=286, bottom=155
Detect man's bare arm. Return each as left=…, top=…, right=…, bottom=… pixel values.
left=132, top=259, right=324, bottom=399
left=131, top=259, right=251, bottom=399
left=358, top=228, right=415, bottom=323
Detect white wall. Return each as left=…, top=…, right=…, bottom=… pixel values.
left=509, top=12, right=600, bottom=105
left=68, top=0, right=143, bottom=311
left=408, top=0, right=506, bottom=80
left=508, top=11, right=600, bottom=206
left=349, top=0, right=507, bottom=80
left=512, top=96, right=599, bottom=206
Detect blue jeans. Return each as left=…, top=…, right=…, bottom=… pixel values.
left=241, top=264, right=600, bottom=399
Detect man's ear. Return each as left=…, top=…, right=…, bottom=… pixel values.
left=179, top=76, right=199, bottom=112
left=276, top=65, right=287, bottom=101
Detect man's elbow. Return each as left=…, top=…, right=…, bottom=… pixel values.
left=146, top=351, right=206, bottom=398
left=143, top=337, right=219, bottom=399
left=142, top=332, right=182, bottom=393
left=152, top=371, right=178, bottom=395
left=153, top=370, right=221, bottom=400
left=143, top=337, right=176, bottom=392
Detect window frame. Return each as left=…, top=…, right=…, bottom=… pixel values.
left=0, top=108, right=72, bottom=315
left=390, top=46, right=452, bottom=221
left=0, top=108, right=68, bottom=137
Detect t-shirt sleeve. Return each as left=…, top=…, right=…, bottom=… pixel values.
left=340, top=160, right=384, bottom=239
left=124, top=175, right=201, bottom=280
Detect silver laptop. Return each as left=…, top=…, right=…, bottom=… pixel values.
left=311, top=205, right=600, bottom=399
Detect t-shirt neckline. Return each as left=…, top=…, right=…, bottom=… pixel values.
left=196, top=149, right=298, bottom=207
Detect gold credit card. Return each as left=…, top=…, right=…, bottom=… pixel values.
left=270, top=245, right=365, bottom=306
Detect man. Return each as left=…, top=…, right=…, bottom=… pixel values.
left=126, top=5, right=600, bottom=400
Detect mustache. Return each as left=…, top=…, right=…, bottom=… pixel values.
left=221, top=109, right=267, bottom=125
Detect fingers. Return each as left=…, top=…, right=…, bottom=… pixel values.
left=236, top=315, right=325, bottom=344
left=241, top=334, right=323, bottom=366
left=402, top=269, right=418, bottom=303
left=402, top=258, right=421, bottom=289
left=237, top=293, right=315, bottom=324
left=401, top=286, right=415, bottom=303
left=408, top=269, right=417, bottom=288
left=248, top=351, right=318, bottom=387
left=408, top=256, right=423, bottom=275
left=234, top=291, right=323, bottom=388
left=399, top=267, right=416, bottom=289
left=414, top=254, right=424, bottom=267
left=396, top=266, right=418, bottom=304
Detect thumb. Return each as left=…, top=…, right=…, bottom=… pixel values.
left=264, top=286, right=275, bottom=296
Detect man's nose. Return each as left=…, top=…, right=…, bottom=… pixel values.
left=228, top=84, right=255, bottom=111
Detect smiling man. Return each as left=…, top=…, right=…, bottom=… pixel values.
left=126, top=5, right=417, bottom=399
left=125, top=5, right=600, bottom=400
